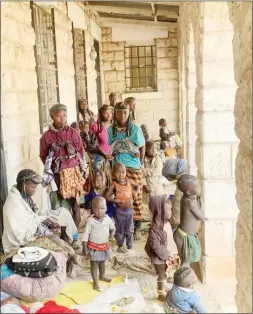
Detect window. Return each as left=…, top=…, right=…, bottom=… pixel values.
left=73, top=28, right=88, bottom=104
left=31, top=2, right=59, bottom=132
left=125, top=45, right=157, bottom=92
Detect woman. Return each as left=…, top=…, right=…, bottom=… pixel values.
left=90, top=104, right=113, bottom=187
left=78, top=98, right=96, bottom=124
left=2, top=169, right=77, bottom=253
left=40, top=104, right=85, bottom=228
left=108, top=102, right=145, bottom=240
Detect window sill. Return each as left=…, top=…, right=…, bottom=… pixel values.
left=122, top=91, right=163, bottom=100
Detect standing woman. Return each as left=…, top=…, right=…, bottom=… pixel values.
left=108, top=102, right=145, bottom=240
left=90, top=104, right=113, bottom=187
left=40, top=104, right=85, bottom=228
left=78, top=98, right=96, bottom=124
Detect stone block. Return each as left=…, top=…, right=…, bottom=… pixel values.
left=157, top=57, right=178, bottom=69
left=203, top=180, right=239, bottom=219
left=101, top=27, right=112, bottom=35
left=111, top=61, right=125, bottom=71
left=165, top=99, right=179, bottom=111
left=186, top=106, right=197, bottom=123
left=199, top=111, right=238, bottom=143
left=135, top=100, right=147, bottom=110
left=156, top=37, right=178, bottom=48
left=146, top=99, right=166, bottom=110
left=1, top=2, right=31, bottom=24
left=114, top=51, right=124, bottom=60
left=1, top=69, right=12, bottom=91
left=157, top=47, right=178, bottom=58
left=102, top=32, right=112, bottom=42
left=204, top=220, right=235, bottom=257
left=201, top=144, right=232, bottom=179
left=1, top=17, right=20, bottom=42
left=157, top=78, right=179, bottom=92
left=202, top=256, right=236, bottom=283
left=163, top=89, right=179, bottom=100
left=106, top=81, right=126, bottom=93
left=1, top=92, right=20, bottom=117
left=104, top=71, right=117, bottom=82
left=102, top=42, right=124, bottom=52
left=157, top=69, right=178, bottom=81
left=101, top=51, right=114, bottom=61
left=103, top=61, right=112, bottom=71
left=202, top=61, right=235, bottom=86
left=116, top=71, right=125, bottom=82
left=135, top=110, right=154, bottom=123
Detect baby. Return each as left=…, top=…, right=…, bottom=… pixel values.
left=159, top=119, right=182, bottom=152
left=105, top=162, right=140, bottom=253
left=173, top=175, right=206, bottom=266
left=79, top=121, right=97, bottom=152
left=82, top=196, right=115, bottom=291
left=164, top=267, right=207, bottom=313
left=145, top=195, right=179, bottom=301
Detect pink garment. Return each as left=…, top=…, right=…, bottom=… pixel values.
left=40, top=126, right=83, bottom=172
left=90, top=123, right=110, bottom=155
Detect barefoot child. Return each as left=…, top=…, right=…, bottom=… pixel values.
left=105, top=162, right=140, bottom=253
left=164, top=267, right=207, bottom=313
left=173, top=175, right=206, bottom=267
left=82, top=196, right=115, bottom=291
left=145, top=195, right=179, bottom=301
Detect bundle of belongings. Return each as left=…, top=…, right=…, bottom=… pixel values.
left=4, top=247, right=56, bottom=278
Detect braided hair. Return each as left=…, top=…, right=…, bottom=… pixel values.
left=112, top=102, right=132, bottom=137
left=78, top=98, right=93, bottom=121
left=124, top=97, right=136, bottom=121
left=174, top=267, right=192, bottom=287
left=97, top=104, right=110, bottom=135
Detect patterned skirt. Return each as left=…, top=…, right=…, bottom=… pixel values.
left=87, top=242, right=112, bottom=262
left=126, top=168, right=143, bottom=221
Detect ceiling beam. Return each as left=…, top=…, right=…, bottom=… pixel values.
left=99, top=17, right=178, bottom=29
left=84, top=3, right=178, bottom=19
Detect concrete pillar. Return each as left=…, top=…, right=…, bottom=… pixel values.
left=228, top=2, right=252, bottom=313
left=195, top=2, right=239, bottom=283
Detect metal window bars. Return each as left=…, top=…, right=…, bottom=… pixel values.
left=125, top=45, right=157, bottom=92
left=31, top=2, right=59, bottom=133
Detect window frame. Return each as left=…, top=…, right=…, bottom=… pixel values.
left=125, top=45, right=157, bottom=92
left=31, top=2, right=60, bottom=133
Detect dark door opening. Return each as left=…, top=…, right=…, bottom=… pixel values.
left=94, top=40, right=102, bottom=108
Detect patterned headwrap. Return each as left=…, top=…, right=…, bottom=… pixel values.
left=49, top=104, right=67, bottom=119
left=115, top=102, right=129, bottom=111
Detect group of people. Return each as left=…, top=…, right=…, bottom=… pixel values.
left=1, top=94, right=207, bottom=313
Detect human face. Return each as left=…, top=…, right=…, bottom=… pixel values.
left=80, top=123, right=89, bottom=133
left=114, top=165, right=126, bottom=184
left=189, top=181, right=201, bottom=198
left=100, top=109, right=111, bottom=122
left=109, top=94, right=116, bottom=106
left=188, top=269, right=198, bottom=287
left=164, top=201, right=172, bottom=220
left=79, top=100, right=88, bottom=111
left=116, top=109, right=129, bottom=126
left=53, top=110, right=67, bottom=129
left=162, top=120, right=167, bottom=127
left=146, top=143, right=157, bottom=158
left=24, top=181, right=38, bottom=197
left=129, top=100, right=136, bottom=112
left=92, top=198, right=107, bottom=219
left=94, top=175, right=104, bottom=190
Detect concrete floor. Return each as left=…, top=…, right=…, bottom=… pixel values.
left=69, top=235, right=237, bottom=313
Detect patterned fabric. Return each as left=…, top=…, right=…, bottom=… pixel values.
left=163, top=301, right=180, bottom=313
left=1, top=251, right=67, bottom=303
left=166, top=255, right=181, bottom=279
left=126, top=168, right=143, bottom=221
left=113, top=179, right=133, bottom=203
left=42, top=150, right=54, bottom=186
left=177, top=227, right=201, bottom=263
left=59, top=166, right=85, bottom=204
left=91, top=154, right=112, bottom=187
left=111, top=139, right=139, bottom=157
left=87, top=241, right=110, bottom=251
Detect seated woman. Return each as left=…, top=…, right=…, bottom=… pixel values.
left=2, top=169, right=78, bottom=253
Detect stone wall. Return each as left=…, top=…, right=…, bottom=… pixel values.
left=1, top=2, right=42, bottom=203
left=228, top=2, right=252, bottom=313
left=101, top=26, right=179, bottom=139
left=101, top=27, right=126, bottom=103
left=179, top=2, right=239, bottom=284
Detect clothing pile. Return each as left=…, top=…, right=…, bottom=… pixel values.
left=3, top=247, right=57, bottom=279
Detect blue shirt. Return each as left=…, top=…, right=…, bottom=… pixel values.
left=108, top=123, right=145, bottom=169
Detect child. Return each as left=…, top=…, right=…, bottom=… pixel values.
left=79, top=121, right=97, bottom=152
left=159, top=119, right=182, bottom=151
left=70, top=122, right=79, bottom=131
left=82, top=196, right=115, bottom=291
left=105, top=162, right=140, bottom=253
left=145, top=195, right=179, bottom=301
left=85, top=170, right=116, bottom=219
left=164, top=267, right=207, bottom=313
left=173, top=175, right=206, bottom=267
left=140, top=124, right=151, bottom=142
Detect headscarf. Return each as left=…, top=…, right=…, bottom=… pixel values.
left=16, top=169, right=42, bottom=212
left=49, top=104, right=67, bottom=119
left=162, top=159, right=187, bottom=180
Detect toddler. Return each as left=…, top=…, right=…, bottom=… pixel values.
left=159, top=119, right=182, bottom=152
left=105, top=162, right=139, bottom=253
left=82, top=196, right=115, bottom=291
left=70, top=122, right=79, bottom=131
left=164, top=267, right=207, bottom=313
left=85, top=170, right=116, bottom=219
left=140, top=124, right=151, bottom=142
left=79, top=121, right=97, bottom=152
left=145, top=195, right=180, bottom=301
left=173, top=175, right=206, bottom=266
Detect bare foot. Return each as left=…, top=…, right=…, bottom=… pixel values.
left=93, top=282, right=100, bottom=291
left=99, top=276, right=111, bottom=283
left=117, top=246, right=128, bottom=253
left=134, top=232, right=141, bottom=241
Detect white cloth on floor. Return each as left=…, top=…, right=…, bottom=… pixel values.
left=12, top=247, right=49, bottom=263
left=1, top=304, right=26, bottom=313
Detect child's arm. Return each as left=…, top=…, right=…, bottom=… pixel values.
left=109, top=219, right=116, bottom=240
left=82, top=218, right=92, bottom=256
left=190, top=199, right=206, bottom=222
left=192, top=294, right=208, bottom=313
left=104, top=184, right=120, bottom=204
left=139, top=146, right=145, bottom=165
